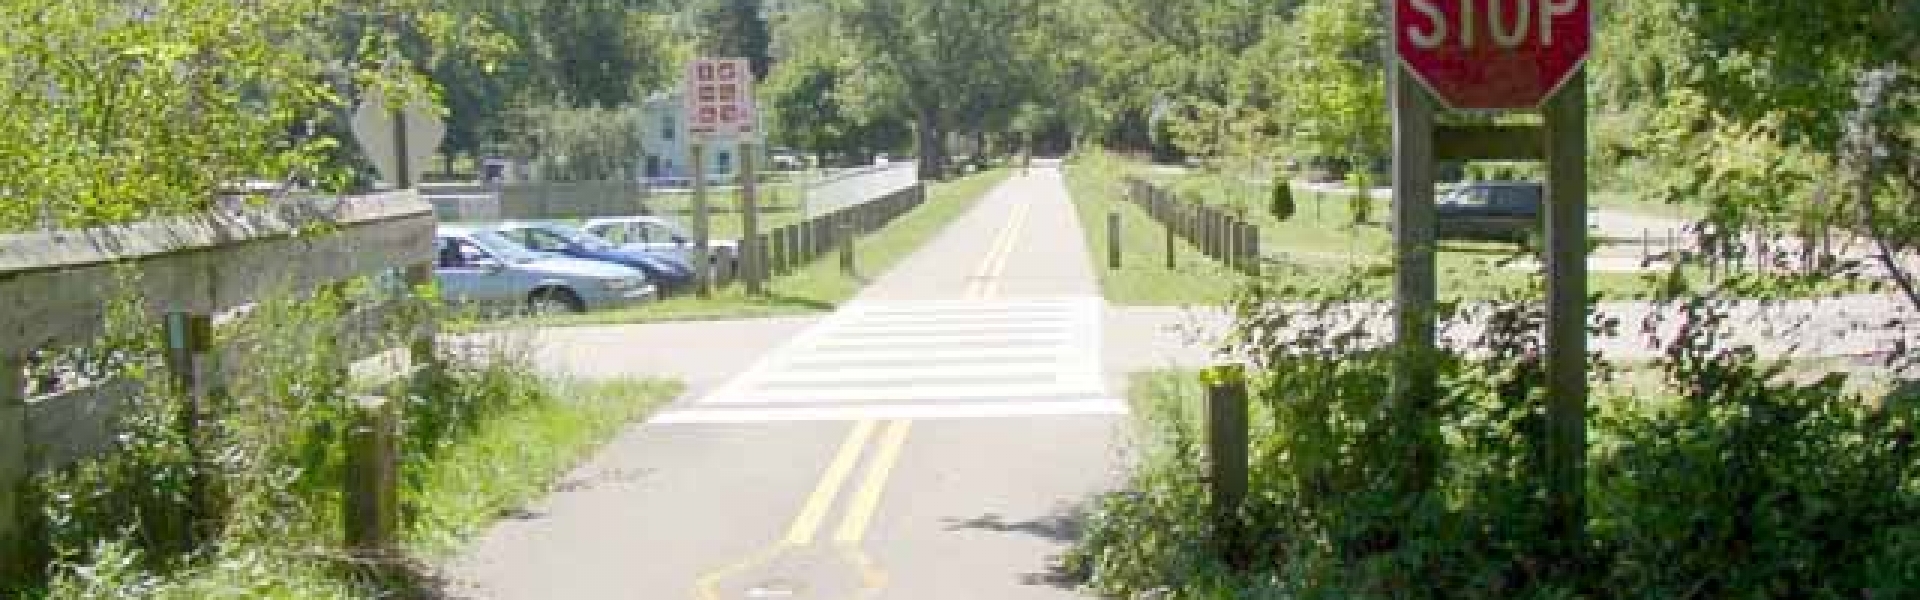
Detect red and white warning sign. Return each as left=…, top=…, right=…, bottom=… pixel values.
left=1395, top=0, right=1591, bottom=110
left=684, top=57, right=757, bottom=140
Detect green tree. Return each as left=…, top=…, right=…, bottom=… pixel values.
left=831, top=0, right=1038, bottom=179
left=696, top=0, right=773, bottom=81
left=0, top=0, right=445, bottom=231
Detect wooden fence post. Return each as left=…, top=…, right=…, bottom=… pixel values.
left=1245, top=224, right=1262, bottom=276
left=840, top=218, right=857, bottom=275
left=1204, top=365, right=1249, bottom=564
left=163, top=311, right=214, bottom=543
left=1165, top=207, right=1178, bottom=270
left=1, top=353, right=25, bottom=581
left=404, top=262, right=438, bottom=381
left=343, top=394, right=398, bottom=560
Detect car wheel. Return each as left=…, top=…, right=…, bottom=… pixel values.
left=528, top=288, right=585, bottom=315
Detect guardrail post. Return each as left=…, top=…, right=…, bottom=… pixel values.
left=1245, top=225, right=1262, bottom=276
left=405, top=262, right=439, bottom=381
left=1108, top=211, right=1123, bottom=270
left=1, top=353, right=25, bottom=581
left=1166, top=208, right=1178, bottom=270
left=343, top=394, right=398, bottom=561
left=163, top=311, right=215, bottom=543
left=1204, top=365, right=1249, bottom=564
left=789, top=225, right=804, bottom=272
left=839, top=218, right=857, bottom=275
left=780, top=226, right=796, bottom=275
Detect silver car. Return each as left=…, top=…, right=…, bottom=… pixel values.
left=581, top=216, right=739, bottom=272
left=434, top=226, right=656, bottom=314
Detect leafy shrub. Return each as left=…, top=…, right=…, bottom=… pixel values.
left=22, top=278, right=555, bottom=597
left=1269, top=180, right=1296, bottom=222
left=1072, top=272, right=1920, bottom=598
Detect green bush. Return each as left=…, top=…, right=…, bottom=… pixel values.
left=1071, top=276, right=1920, bottom=598
left=17, top=280, right=577, bottom=597
left=1269, top=180, right=1296, bottom=222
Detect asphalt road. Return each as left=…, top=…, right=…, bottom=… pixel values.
left=448, top=163, right=1127, bottom=599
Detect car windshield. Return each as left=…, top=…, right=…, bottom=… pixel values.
left=542, top=223, right=619, bottom=252
left=467, top=230, right=544, bottom=263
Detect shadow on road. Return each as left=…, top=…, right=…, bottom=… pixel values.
left=942, top=504, right=1090, bottom=591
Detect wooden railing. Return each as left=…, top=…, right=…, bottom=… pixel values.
left=759, top=183, right=928, bottom=278
left=0, top=192, right=438, bottom=573
left=1122, top=177, right=1262, bottom=276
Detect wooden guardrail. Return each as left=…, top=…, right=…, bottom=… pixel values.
left=1122, top=177, right=1262, bottom=276
left=0, top=192, right=438, bottom=574
left=759, top=183, right=927, bottom=279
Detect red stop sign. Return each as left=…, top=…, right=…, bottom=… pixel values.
left=1395, top=0, right=1591, bottom=110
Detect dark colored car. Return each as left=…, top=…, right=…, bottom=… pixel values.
left=493, top=221, right=698, bottom=292
left=1436, top=181, right=1542, bottom=243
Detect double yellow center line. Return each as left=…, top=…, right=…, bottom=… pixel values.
left=696, top=195, right=1029, bottom=599
left=967, top=198, right=1030, bottom=300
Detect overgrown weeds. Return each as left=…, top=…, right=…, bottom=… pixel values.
left=1071, top=268, right=1920, bottom=597
left=13, top=278, right=679, bottom=598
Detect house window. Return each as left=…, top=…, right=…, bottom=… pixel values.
left=662, top=115, right=676, bottom=141
left=717, top=151, right=732, bottom=175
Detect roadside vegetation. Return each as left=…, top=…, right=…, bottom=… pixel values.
left=1069, top=151, right=1880, bottom=305
left=12, top=288, right=680, bottom=598
left=1072, top=271, right=1920, bottom=598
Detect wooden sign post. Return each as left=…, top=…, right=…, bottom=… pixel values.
left=685, top=57, right=762, bottom=296
left=1392, top=0, right=1592, bottom=545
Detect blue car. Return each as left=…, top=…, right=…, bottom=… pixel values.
left=493, top=221, right=698, bottom=292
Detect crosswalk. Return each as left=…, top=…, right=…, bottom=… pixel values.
left=652, top=296, right=1121, bottom=424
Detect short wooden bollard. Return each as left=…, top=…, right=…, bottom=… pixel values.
left=344, top=395, right=399, bottom=559
left=1204, top=365, right=1249, bottom=563
left=839, top=220, right=856, bottom=275
left=0, top=354, right=26, bottom=581
left=163, top=311, right=216, bottom=543
left=1243, top=224, right=1262, bottom=276
left=1108, top=211, right=1123, bottom=270
left=1165, top=211, right=1178, bottom=270
left=768, top=228, right=787, bottom=276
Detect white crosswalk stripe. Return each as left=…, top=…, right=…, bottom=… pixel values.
left=653, top=296, right=1118, bottom=423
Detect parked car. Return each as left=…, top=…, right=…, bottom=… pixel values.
left=581, top=216, right=739, bottom=273
left=434, top=226, right=655, bottom=315
left=1435, top=181, right=1543, bottom=243
left=492, top=221, right=698, bottom=293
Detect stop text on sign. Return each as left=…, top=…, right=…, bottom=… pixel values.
left=1394, top=0, right=1591, bottom=110
left=1405, top=0, right=1579, bottom=49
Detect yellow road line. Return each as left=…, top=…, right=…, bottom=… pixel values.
left=969, top=204, right=1018, bottom=298
left=980, top=201, right=1030, bottom=299
left=693, top=542, right=788, bottom=600
left=833, top=419, right=914, bottom=544
left=694, top=419, right=880, bottom=599
left=843, top=544, right=891, bottom=598
left=785, top=419, right=880, bottom=545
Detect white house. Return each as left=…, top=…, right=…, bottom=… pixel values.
left=638, top=90, right=767, bottom=184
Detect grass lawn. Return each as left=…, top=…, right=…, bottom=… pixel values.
left=513, top=169, right=1013, bottom=327
left=404, top=377, right=682, bottom=557
left=1064, top=155, right=1245, bottom=306
left=1071, top=151, right=1871, bottom=306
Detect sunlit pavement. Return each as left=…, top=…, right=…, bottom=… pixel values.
left=448, top=165, right=1134, bottom=599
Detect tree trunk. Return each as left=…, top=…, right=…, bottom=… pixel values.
left=916, top=109, right=946, bottom=181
